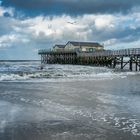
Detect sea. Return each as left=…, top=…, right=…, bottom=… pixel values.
left=0, top=60, right=140, bottom=140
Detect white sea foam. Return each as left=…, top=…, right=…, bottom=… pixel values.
left=0, top=74, right=29, bottom=81
left=100, top=114, right=140, bottom=136
left=0, top=62, right=140, bottom=82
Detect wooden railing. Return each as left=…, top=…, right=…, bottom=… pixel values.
left=78, top=48, right=140, bottom=57
left=39, top=48, right=140, bottom=57
left=38, top=49, right=76, bottom=54
left=38, top=49, right=52, bottom=54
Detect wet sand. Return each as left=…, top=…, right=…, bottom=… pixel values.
left=0, top=75, right=140, bottom=140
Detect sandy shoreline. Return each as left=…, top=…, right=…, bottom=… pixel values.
left=0, top=74, right=140, bottom=139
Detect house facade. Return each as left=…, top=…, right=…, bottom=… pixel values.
left=53, top=44, right=65, bottom=52
left=64, top=41, right=104, bottom=52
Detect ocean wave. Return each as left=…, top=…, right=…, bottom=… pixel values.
left=0, top=70, right=139, bottom=82
left=0, top=62, right=140, bottom=82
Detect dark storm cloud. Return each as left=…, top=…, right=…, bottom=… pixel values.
left=90, top=24, right=140, bottom=43
left=2, top=0, right=140, bottom=16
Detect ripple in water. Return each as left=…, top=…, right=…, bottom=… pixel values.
left=0, top=61, right=140, bottom=82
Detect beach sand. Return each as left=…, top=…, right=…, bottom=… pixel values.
left=0, top=75, right=140, bottom=140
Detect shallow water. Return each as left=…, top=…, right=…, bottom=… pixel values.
left=0, top=61, right=140, bottom=140
left=0, top=61, right=139, bottom=82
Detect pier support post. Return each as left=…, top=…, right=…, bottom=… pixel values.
left=121, top=57, right=123, bottom=69
left=113, top=57, right=116, bottom=68
left=129, top=57, right=133, bottom=71
left=135, top=57, right=138, bottom=71
left=41, top=55, right=43, bottom=64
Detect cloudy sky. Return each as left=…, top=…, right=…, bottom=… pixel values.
left=0, top=0, right=140, bottom=59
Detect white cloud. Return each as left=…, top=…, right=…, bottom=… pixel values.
left=94, top=15, right=115, bottom=29
left=0, top=34, right=17, bottom=48
left=103, top=38, right=118, bottom=46
left=0, top=33, right=30, bottom=49
left=1, top=5, right=140, bottom=57
left=0, top=34, right=17, bottom=43
left=0, top=5, right=14, bottom=17
left=0, top=6, right=5, bottom=16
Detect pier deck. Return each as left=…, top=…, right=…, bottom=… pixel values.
left=38, top=48, right=140, bottom=71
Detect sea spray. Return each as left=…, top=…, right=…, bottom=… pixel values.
left=0, top=61, right=140, bottom=82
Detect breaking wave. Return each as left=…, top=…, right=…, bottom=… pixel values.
left=0, top=61, right=140, bottom=82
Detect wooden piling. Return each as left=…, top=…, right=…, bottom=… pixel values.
left=38, top=48, right=140, bottom=71
left=129, top=57, right=133, bottom=71
left=121, top=57, right=123, bottom=69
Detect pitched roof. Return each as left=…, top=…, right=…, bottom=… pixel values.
left=67, top=41, right=103, bottom=47
left=53, top=44, right=65, bottom=48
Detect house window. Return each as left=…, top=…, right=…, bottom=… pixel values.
left=74, top=48, right=80, bottom=52
left=89, top=48, right=96, bottom=52
left=89, top=48, right=93, bottom=52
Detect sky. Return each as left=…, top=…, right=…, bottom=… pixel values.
left=0, top=0, right=140, bottom=60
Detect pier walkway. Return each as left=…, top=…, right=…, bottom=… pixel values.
left=38, top=48, right=140, bottom=71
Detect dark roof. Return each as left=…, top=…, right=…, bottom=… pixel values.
left=53, top=44, right=65, bottom=48
left=67, top=41, right=103, bottom=47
